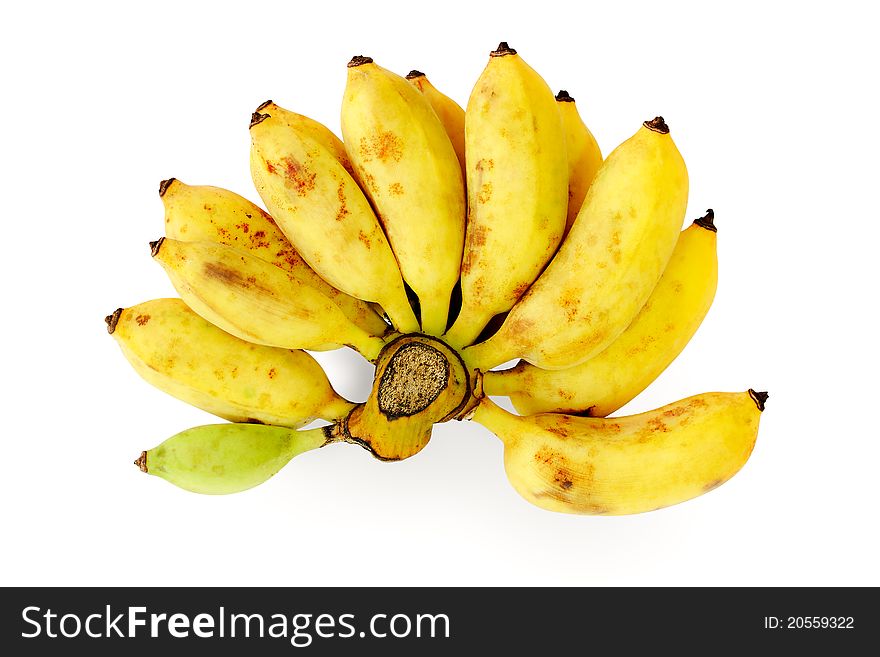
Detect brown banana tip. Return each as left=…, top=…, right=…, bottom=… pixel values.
left=347, top=55, right=373, bottom=68
left=105, top=308, right=123, bottom=334
left=149, top=236, right=165, bottom=257
left=644, top=116, right=670, bottom=134
left=134, top=451, right=148, bottom=473
left=693, top=209, right=716, bottom=232
left=255, top=99, right=273, bottom=112
left=158, top=178, right=176, bottom=197
left=491, top=42, right=517, bottom=57
left=556, top=90, right=575, bottom=102
left=405, top=70, right=425, bottom=79
left=748, top=389, right=769, bottom=411
left=249, top=111, right=270, bottom=129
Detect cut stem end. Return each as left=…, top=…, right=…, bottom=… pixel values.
left=643, top=116, right=670, bottom=134
left=105, top=308, right=123, bottom=334
left=693, top=209, right=716, bottom=232
left=347, top=55, right=373, bottom=68
left=748, top=389, right=769, bottom=411
left=149, top=237, right=165, bottom=257
left=555, top=90, right=575, bottom=102
left=134, top=451, right=148, bottom=473
left=158, top=178, right=176, bottom=197
left=491, top=42, right=517, bottom=57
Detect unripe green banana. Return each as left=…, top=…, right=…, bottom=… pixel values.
left=106, top=298, right=354, bottom=427
left=136, top=423, right=329, bottom=494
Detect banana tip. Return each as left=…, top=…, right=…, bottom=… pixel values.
left=405, top=70, right=425, bottom=80
left=347, top=55, right=373, bottom=68
left=134, top=451, right=148, bottom=473
left=149, top=237, right=165, bottom=257
left=693, top=209, right=716, bottom=232
left=555, top=90, right=575, bottom=102
left=158, top=178, right=176, bottom=197
left=105, top=308, right=123, bottom=335
left=491, top=42, right=517, bottom=57
left=249, top=111, right=270, bottom=129
left=748, top=389, right=769, bottom=411
left=644, top=116, right=670, bottom=134
left=255, top=99, right=273, bottom=112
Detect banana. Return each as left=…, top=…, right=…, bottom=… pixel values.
left=150, top=237, right=385, bottom=359
left=445, top=42, right=568, bottom=348
left=136, top=422, right=329, bottom=494
left=484, top=211, right=717, bottom=416
left=406, top=70, right=466, bottom=173
left=106, top=298, right=354, bottom=427
left=254, top=100, right=355, bottom=176
left=342, top=57, right=466, bottom=335
left=472, top=390, right=767, bottom=515
left=464, top=116, right=688, bottom=371
left=160, top=178, right=388, bottom=336
left=249, top=105, right=419, bottom=333
left=555, top=90, right=603, bottom=236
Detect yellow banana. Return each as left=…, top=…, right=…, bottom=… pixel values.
left=160, top=178, right=388, bottom=336
left=342, top=57, right=466, bottom=336
left=406, top=70, right=466, bottom=173
left=484, top=211, right=717, bottom=416
left=445, top=42, right=568, bottom=348
left=136, top=422, right=329, bottom=495
left=151, top=237, right=385, bottom=359
left=106, top=298, right=354, bottom=426
left=254, top=100, right=355, bottom=176
left=472, top=390, right=767, bottom=515
left=555, top=90, right=603, bottom=236
left=249, top=105, right=419, bottom=333
left=464, top=116, right=688, bottom=371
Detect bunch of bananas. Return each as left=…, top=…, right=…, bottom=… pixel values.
left=107, top=43, right=767, bottom=515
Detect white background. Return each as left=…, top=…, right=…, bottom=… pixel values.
left=2, top=0, right=878, bottom=586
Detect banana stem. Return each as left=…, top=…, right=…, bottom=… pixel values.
left=319, top=397, right=359, bottom=423
left=350, top=333, right=386, bottom=362
left=470, top=398, right=520, bottom=446
left=381, top=297, right=420, bottom=335
left=419, top=294, right=451, bottom=337
left=481, top=369, right=516, bottom=396
left=443, top=306, right=492, bottom=349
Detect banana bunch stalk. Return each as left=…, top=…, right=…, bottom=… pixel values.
left=107, top=43, right=767, bottom=514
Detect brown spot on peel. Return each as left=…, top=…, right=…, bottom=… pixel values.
left=348, top=55, right=373, bottom=67
left=105, top=308, right=123, bottom=334
left=491, top=42, right=517, bottom=57
left=158, top=178, right=176, bottom=197
left=149, top=237, right=165, bottom=257
left=135, top=314, right=151, bottom=326
left=749, top=389, right=769, bottom=411
left=134, top=451, right=148, bottom=473
left=643, top=116, right=670, bottom=134
left=693, top=209, right=716, bottom=232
